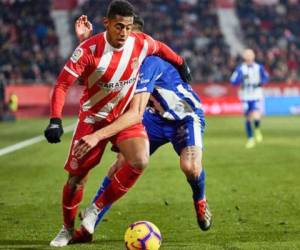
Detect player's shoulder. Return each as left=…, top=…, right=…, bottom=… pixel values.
left=131, top=31, right=148, bottom=39
left=131, top=32, right=154, bottom=44
left=234, top=64, right=243, bottom=72
left=79, top=33, right=105, bottom=50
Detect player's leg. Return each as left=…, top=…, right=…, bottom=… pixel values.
left=252, top=100, right=263, bottom=142
left=93, top=154, right=125, bottom=227
left=50, top=121, right=108, bottom=247
left=76, top=112, right=168, bottom=241
left=180, top=146, right=211, bottom=230
left=50, top=173, right=88, bottom=246
left=81, top=123, right=150, bottom=234
left=72, top=154, right=125, bottom=244
left=171, top=115, right=212, bottom=231
left=91, top=111, right=167, bottom=215
left=244, top=101, right=255, bottom=148
left=95, top=134, right=150, bottom=207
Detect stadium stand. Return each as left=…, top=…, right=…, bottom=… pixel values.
left=0, top=0, right=299, bottom=84
left=0, top=0, right=62, bottom=83
left=78, top=0, right=234, bottom=83
left=236, top=0, right=300, bottom=83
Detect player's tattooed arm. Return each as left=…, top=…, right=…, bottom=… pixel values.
left=75, top=15, right=93, bottom=43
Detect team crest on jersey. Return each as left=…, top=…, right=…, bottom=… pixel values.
left=131, top=57, right=139, bottom=70
left=70, top=158, right=79, bottom=170
left=70, top=48, right=83, bottom=63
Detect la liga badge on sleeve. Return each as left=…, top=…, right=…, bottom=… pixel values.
left=71, top=48, right=83, bottom=63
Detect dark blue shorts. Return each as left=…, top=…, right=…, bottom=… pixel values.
left=242, top=100, right=262, bottom=115
left=143, top=111, right=205, bottom=155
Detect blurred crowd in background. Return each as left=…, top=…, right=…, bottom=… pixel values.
left=0, top=0, right=62, bottom=84
left=237, top=0, right=300, bottom=83
left=0, top=0, right=299, bottom=84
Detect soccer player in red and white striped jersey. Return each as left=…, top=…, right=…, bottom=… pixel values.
left=44, top=1, right=189, bottom=247
left=52, top=16, right=183, bottom=124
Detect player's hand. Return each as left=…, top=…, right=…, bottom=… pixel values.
left=73, top=134, right=101, bottom=159
left=75, top=15, right=93, bottom=43
left=44, top=118, right=64, bottom=143
left=177, top=59, right=192, bottom=83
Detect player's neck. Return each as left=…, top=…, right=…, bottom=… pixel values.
left=104, top=31, right=125, bottom=51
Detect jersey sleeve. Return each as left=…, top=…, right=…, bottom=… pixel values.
left=259, top=65, right=269, bottom=85
left=230, top=67, right=242, bottom=86
left=143, top=33, right=183, bottom=67
left=64, top=46, right=91, bottom=78
left=135, top=58, right=162, bottom=94
left=50, top=45, right=92, bottom=118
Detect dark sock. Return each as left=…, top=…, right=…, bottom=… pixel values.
left=254, top=120, right=260, bottom=129
left=245, top=120, right=253, bottom=138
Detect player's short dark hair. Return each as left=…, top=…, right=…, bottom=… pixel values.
left=106, top=0, right=135, bottom=19
left=133, top=15, right=144, bottom=31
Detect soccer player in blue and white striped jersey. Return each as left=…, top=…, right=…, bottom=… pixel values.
left=230, top=49, right=269, bottom=148
left=77, top=55, right=212, bottom=239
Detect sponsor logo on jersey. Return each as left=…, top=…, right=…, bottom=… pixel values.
left=139, top=78, right=150, bottom=84
left=70, top=48, right=83, bottom=63
left=98, top=77, right=136, bottom=92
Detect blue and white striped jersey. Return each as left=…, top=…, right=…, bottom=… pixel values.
left=230, top=62, right=269, bottom=101
left=135, top=56, right=203, bottom=121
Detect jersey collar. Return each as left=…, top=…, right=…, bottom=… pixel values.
left=104, top=31, right=126, bottom=52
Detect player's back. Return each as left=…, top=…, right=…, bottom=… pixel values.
left=137, top=56, right=203, bottom=121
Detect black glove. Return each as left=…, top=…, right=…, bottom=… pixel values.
left=44, top=118, right=64, bottom=143
left=177, top=59, right=192, bottom=83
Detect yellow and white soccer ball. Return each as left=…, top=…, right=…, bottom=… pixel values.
left=124, top=221, right=162, bottom=250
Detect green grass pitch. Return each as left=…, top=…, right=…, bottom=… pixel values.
left=0, top=116, right=299, bottom=250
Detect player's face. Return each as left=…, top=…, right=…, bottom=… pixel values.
left=104, top=15, right=134, bottom=48
left=243, top=49, right=255, bottom=64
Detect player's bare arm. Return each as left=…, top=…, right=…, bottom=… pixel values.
left=74, top=92, right=150, bottom=158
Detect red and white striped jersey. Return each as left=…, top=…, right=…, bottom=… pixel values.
left=51, top=31, right=183, bottom=123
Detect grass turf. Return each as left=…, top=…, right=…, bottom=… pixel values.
left=0, top=116, right=299, bottom=250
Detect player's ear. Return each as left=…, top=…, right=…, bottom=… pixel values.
left=103, top=17, right=109, bottom=29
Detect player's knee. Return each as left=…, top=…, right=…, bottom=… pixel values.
left=253, top=111, right=261, bottom=120
left=67, top=175, right=87, bottom=190
left=128, top=154, right=149, bottom=170
left=181, top=161, right=202, bottom=180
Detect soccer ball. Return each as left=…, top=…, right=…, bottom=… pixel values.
left=124, top=221, right=162, bottom=250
